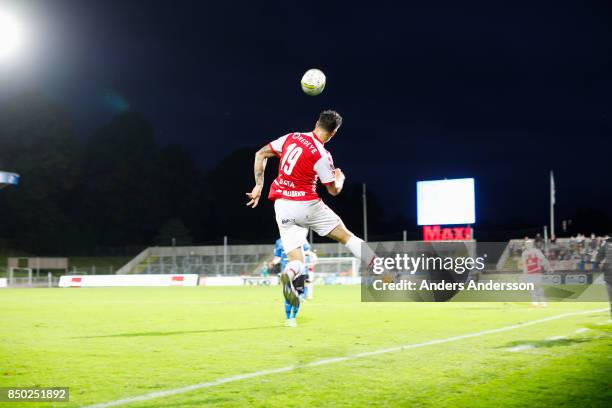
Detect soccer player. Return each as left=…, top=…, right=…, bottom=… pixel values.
left=596, top=235, right=612, bottom=319
left=246, top=110, right=375, bottom=307
left=305, top=248, right=317, bottom=299
left=521, top=240, right=552, bottom=307
left=272, top=238, right=311, bottom=327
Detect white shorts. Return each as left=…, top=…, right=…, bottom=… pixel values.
left=524, top=273, right=543, bottom=285
left=274, top=199, right=341, bottom=252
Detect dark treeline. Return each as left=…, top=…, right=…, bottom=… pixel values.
left=0, top=94, right=400, bottom=256
left=2, top=94, right=606, bottom=256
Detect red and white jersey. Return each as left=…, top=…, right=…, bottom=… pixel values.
left=521, top=248, right=550, bottom=274
left=267, top=132, right=335, bottom=201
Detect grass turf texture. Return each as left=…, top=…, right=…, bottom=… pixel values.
left=0, top=286, right=610, bottom=407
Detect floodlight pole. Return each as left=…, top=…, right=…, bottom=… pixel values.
left=362, top=183, right=368, bottom=242
left=223, top=236, right=228, bottom=275
left=1, top=172, right=19, bottom=287
left=550, top=171, right=555, bottom=238
left=550, top=202, right=555, bottom=238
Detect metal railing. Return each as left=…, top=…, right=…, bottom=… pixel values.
left=6, top=275, right=60, bottom=288
left=122, top=242, right=356, bottom=276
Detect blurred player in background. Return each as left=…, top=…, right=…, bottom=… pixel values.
left=521, top=240, right=552, bottom=307
left=596, top=235, right=612, bottom=319
left=306, top=248, right=318, bottom=299
left=246, top=110, right=375, bottom=308
left=273, top=238, right=312, bottom=327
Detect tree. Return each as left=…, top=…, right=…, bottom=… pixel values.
left=198, top=147, right=399, bottom=243
left=158, top=144, right=207, bottom=241
left=202, top=147, right=278, bottom=242
left=154, top=218, right=193, bottom=246
left=0, top=93, right=82, bottom=253
left=76, top=112, right=169, bottom=247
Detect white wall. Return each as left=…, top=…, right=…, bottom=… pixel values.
left=59, top=274, right=199, bottom=287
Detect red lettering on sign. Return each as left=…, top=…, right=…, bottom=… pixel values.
left=423, top=226, right=472, bottom=241
left=423, top=225, right=441, bottom=240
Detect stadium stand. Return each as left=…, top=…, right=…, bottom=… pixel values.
left=503, top=234, right=609, bottom=272
left=116, top=243, right=356, bottom=275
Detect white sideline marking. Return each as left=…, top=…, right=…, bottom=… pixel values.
left=506, top=344, right=534, bottom=352
left=82, top=308, right=608, bottom=408
left=575, top=328, right=590, bottom=334
left=545, top=335, right=566, bottom=341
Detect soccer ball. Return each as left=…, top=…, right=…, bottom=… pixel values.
left=301, top=69, right=326, bottom=96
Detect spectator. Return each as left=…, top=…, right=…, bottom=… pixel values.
left=511, top=235, right=608, bottom=272
left=569, top=236, right=577, bottom=251
left=535, top=233, right=544, bottom=249
left=589, top=234, right=598, bottom=250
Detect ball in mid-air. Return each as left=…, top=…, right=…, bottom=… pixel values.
left=301, top=69, right=326, bottom=96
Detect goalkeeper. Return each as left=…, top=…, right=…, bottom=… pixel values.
left=273, top=238, right=311, bottom=327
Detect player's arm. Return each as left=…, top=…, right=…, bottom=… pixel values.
left=521, top=252, right=528, bottom=274
left=315, top=153, right=345, bottom=197
left=538, top=250, right=553, bottom=272
left=596, top=242, right=608, bottom=269
left=246, top=144, right=277, bottom=208
left=325, top=168, right=345, bottom=197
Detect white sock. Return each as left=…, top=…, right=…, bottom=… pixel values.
left=284, top=260, right=304, bottom=281
left=345, top=236, right=375, bottom=266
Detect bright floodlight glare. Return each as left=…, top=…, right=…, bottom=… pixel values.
left=0, top=9, right=24, bottom=61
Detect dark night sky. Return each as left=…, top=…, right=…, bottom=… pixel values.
left=1, top=0, right=611, bottom=229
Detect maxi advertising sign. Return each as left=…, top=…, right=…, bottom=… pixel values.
left=417, top=178, right=475, bottom=241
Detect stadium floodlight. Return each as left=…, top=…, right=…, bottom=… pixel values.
left=0, top=171, right=20, bottom=189
left=0, top=8, right=25, bottom=62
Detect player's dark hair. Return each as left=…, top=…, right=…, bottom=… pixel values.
left=317, top=110, right=343, bottom=132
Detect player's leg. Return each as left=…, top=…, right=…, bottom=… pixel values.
left=527, top=273, right=545, bottom=306
left=287, top=304, right=299, bottom=327
left=526, top=274, right=538, bottom=306
left=529, top=288, right=539, bottom=306
left=275, top=200, right=308, bottom=307
left=306, top=269, right=314, bottom=299
left=284, top=246, right=305, bottom=279
left=280, top=246, right=305, bottom=307
left=290, top=274, right=306, bottom=326
left=305, top=200, right=375, bottom=266
left=291, top=303, right=299, bottom=319
left=285, top=304, right=298, bottom=327
left=288, top=288, right=302, bottom=327
left=327, top=223, right=376, bottom=266
left=284, top=300, right=292, bottom=319
left=607, top=281, right=612, bottom=320
left=534, top=275, right=547, bottom=306
left=284, top=299, right=296, bottom=326
left=295, top=272, right=308, bottom=301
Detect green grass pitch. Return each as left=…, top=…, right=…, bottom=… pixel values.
left=0, top=286, right=610, bottom=407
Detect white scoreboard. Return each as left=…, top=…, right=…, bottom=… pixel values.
left=417, top=178, right=475, bottom=226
